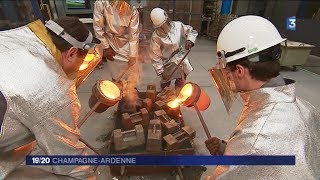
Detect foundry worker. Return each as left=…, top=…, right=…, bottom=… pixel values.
left=149, top=8, right=198, bottom=90
left=93, top=0, right=139, bottom=81
left=205, top=15, right=320, bottom=179
left=0, top=16, right=100, bottom=179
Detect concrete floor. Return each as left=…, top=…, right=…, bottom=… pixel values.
left=77, top=38, right=320, bottom=179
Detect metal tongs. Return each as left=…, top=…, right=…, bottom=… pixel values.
left=162, top=49, right=191, bottom=82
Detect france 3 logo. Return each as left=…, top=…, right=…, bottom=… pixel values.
left=287, top=16, right=296, bottom=31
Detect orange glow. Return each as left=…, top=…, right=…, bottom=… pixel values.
left=167, top=83, right=211, bottom=111
left=99, top=80, right=121, bottom=100
left=80, top=53, right=99, bottom=70
left=84, top=53, right=95, bottom=62
left=79, top=63, right=89, bottom=70
left=167, top=83, right=193, bottom=108
left=179, top=83, right=193, bottom=101
left=167, top=99, right=181, bottom=108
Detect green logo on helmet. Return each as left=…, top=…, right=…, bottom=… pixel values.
left=248, top=47, right=258, bottom=54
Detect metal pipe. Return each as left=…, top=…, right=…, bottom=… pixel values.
left=193, top=103, right=212, bottom=138
left=79, top=138, right=101, bottom=172
left=177, top=166, right=184, bottom=180
left=189, top=0, right=193, bottom=25
left=79, top=137, right=100, bottom=155
left=78, top=101, right=101, bottom=128
left=167, top=50, right=191, bottom=81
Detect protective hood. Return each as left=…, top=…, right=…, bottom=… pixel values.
left=28, top=20, right=102, bottom=88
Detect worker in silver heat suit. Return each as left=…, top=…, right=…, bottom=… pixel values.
left=0, top=16, right=101, bottom=179
left=149, top=8, right=198, bottom=90
left=206, top=15, right=320, bottom=180
left=93, top=0, right=139, bottom=82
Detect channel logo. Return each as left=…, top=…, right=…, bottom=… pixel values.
left=287, top=16, right=296, bottom=31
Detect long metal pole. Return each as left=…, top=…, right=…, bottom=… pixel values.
left=77, top=101, right=101, bottom=155
left=79, top=137, right=100, bottom=172
left=78, top=101, right=101, bottom=128
left=193, top=103, right=212, bottom=138
left=189, top=0, right=192, bottom=25
left=167, top=50, right=191, bottom=80
left=79, top=137, right=100, bottom=155
left=77, top=100, right=102, bottom=172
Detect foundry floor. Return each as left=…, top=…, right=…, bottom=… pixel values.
left=77, top=38, right=320, bottom=180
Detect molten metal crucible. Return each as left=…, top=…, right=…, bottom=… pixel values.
left=166, top=84, right=194, bottom=109
left=182, top=83, right=211, bottom=111
left=89, top=80, right=122, bottom=112
left=167, top=82, right=212, bottom=138
left=168, top=83, right=210, bottom=111
left=78, top=80, right=122, bottom=128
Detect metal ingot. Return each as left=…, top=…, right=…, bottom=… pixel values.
left=122, top=108, right=150, bottom=130
left=163, top=126, right=196, bottom=150
left=154, top=110, right=179, bottom=134
left=154, top=100, right=167, bottom=111
left=146, top=119, right=162, bottom=152
left=113, top=125, right=145, bottom=151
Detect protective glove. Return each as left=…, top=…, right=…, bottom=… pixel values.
left=160, top=72, right=170, bottom=81
left=185, top=40, right=194, bottom=50
left=205, top=137, right=226, bottom=155
left=104, top=47, right=116, bottom=61
left=128, top=57, right=137, bottom=67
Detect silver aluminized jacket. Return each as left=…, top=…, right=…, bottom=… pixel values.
left=93, top=0, right=139, bottom=79
left=149, top=21, right=198, bottom=76
left=209, top=79, right=320, bottom=180
left=0, top=21, right=94, bottom=179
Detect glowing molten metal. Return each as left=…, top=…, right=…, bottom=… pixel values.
left=167, top=83, right=194, bottom=108
left=167, top=83, right=211, bottom=111
left=99, top=80, right=121, bottom=100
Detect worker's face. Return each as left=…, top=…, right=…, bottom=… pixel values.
left=62, top=47, right=86, bottom=76
left=225, top=65, right=248, bottom=92
left=156, top=21, right=171, bottom=37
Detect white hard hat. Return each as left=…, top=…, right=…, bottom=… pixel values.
left=217, top=15, right=286, bottom=63
left=150, top=8, right=168, bottom=28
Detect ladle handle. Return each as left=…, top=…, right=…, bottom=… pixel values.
left=194, top=103, right=212, bottom=139
left=78, top=101, right=101, bottom=128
